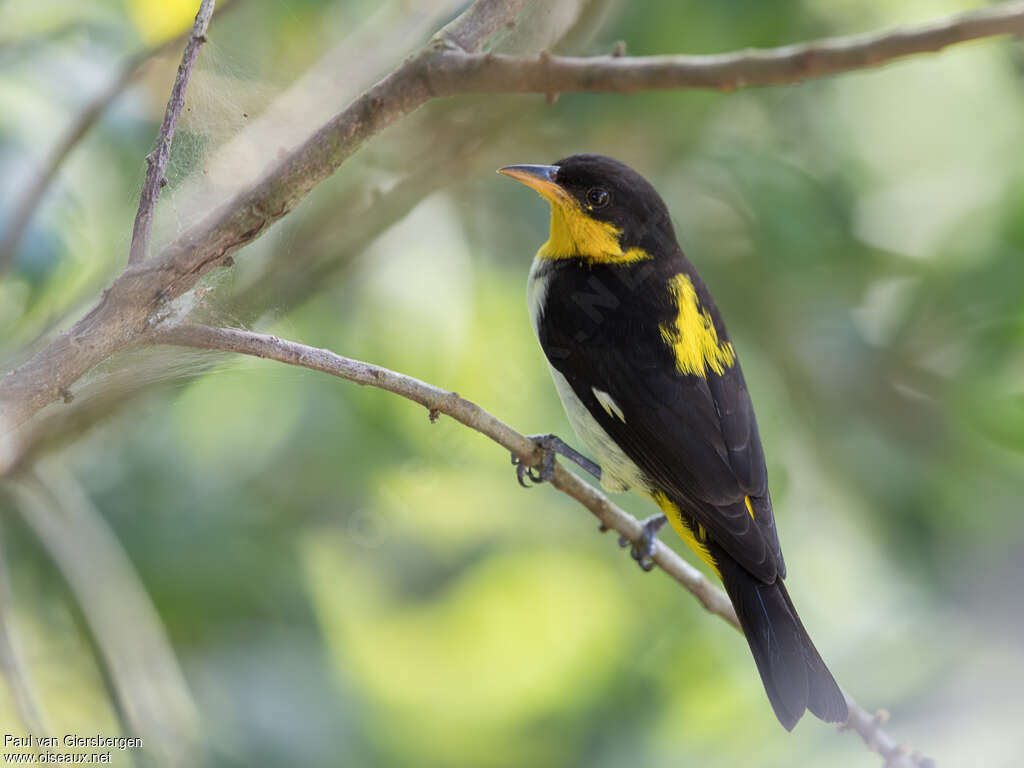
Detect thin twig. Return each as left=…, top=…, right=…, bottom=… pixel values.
left=0, top=524, right=49, bottom=737
left=148, top=324, right=740, bottom=621
left=127, top=0, right=216, bottom=266
left=149, top=323, right=930, bottom=768
left=0, top=0, right=242, bottom=273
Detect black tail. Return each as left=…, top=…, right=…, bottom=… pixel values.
left=716, top=548, right=848, bottom=730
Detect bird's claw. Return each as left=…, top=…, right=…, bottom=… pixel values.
left=511, top=439, right=556, bottom=487
left=618, top=514, right=668, bottom=572
left=510, top=433, right=601, bottom=490
left=514, top=460, right=539, bottom=487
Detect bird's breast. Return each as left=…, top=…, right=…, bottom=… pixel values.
left=526, top=255, right=552, bottom=336
left=527, top=256, right=651, bottom=493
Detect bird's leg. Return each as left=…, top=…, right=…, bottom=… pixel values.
left=619, top=514, right=668, bottom=572
left=511, top=433, right=602, bottom=487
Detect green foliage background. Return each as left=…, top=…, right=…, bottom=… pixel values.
left=2, top=0, right=1023, bottom=765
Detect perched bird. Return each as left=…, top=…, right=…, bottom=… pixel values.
left=498, top=154, right=847, bottom=730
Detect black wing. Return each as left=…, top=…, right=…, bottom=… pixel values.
left=539, top=263, right=784, bottom=582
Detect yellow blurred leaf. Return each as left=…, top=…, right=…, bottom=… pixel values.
left=127, top=0, right=199, bottom=44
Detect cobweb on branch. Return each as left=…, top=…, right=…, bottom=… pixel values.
left=27, top=0, right=464, bottom=420
left=146, top=0, right=460, bottom=324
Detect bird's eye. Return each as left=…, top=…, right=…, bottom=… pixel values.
left=586, top=187, right=610, bottom=208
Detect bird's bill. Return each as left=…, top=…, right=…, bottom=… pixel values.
left=497, top=164, right=569, bottom=204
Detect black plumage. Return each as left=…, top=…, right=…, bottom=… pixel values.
left=503, top=153, right=847, bottom=730
left=536, top=255, right=783, bottom=580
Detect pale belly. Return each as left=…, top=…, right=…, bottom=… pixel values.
left=547, top=365, right=649, bottom=494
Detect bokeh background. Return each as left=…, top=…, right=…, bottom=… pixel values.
left=1, top=0, right=1023, bottom=765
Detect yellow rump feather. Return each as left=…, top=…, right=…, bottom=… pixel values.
left=651, top=491, right=721, bottom=579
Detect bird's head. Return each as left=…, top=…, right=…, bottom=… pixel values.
left=498, top=154, right=674, bottom=263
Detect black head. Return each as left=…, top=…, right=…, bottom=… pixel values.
left=552, top=154, right=673, bottom=243
left=499, top=154, right=675, bottom=259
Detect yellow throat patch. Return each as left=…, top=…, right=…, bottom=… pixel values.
left=537, top=196, right=650, bottom=265
left=660, top=274, right=736, bottom=378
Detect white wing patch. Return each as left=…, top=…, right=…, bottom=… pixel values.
left=548, top=368, right=646, bottom=494
left=593, top=388, right=626, bottom=422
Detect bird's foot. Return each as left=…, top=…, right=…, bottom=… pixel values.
left=618, top=513, right=668, bottom=572
left=511, top=433, right=601, bottom=487
left=512, top=438, right=555, bottom=486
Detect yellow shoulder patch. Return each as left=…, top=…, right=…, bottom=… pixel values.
left=659, top=274, right=736, bottom=378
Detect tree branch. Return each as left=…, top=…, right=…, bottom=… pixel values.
left=149, top=322, right=929, bottom=768
left=127, top=0, right=216, bottom=266
left=434, top=0, right=531, bottom=53
left=148, top=323, right=741, bottom=621
left=3, top=0, right=1023, bottom=437
left=431, top=1, right=1024, bottom=94
left=0, top=0, right=526, bottom=437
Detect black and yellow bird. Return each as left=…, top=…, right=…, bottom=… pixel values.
left=498, top=154, right=847, bottom=731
